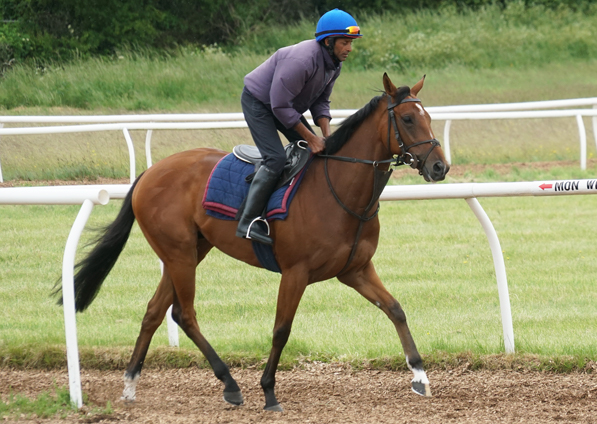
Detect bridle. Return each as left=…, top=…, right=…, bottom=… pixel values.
left=318, top=94, right=441, bottom=174
left=316, top=92, right=442, bottom=275
left=386, top=93, right=441, bottom=175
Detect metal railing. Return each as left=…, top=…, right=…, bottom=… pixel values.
left=1, top=97, right=596, bottom=182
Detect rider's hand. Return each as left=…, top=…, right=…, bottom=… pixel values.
left=293, top=121, right=327, bottom=154
left=308, top=135, right=326, bottom=154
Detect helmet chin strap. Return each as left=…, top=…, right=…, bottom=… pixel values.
left=324, top=37, right=341, bottom=65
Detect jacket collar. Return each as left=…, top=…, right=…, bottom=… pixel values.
left=320, top=43, right=341, bottom=71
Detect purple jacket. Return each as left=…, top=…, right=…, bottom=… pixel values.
left=244, top=39, right=341, bottom=129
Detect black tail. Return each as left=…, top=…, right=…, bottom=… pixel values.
left=55, top=173, right=143, bottom=312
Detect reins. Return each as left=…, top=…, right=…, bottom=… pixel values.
left=317, top=93, right=441, bottom=275
left=320, top=156, right=392, bottom=276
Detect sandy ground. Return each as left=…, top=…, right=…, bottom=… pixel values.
left=1, top=365, right=596, bottom=423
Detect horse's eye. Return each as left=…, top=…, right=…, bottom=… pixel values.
left=402, top=116, right=413, bottom=124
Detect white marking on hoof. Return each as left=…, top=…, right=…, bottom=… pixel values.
left=411, top=368, right=430, bottom=385
left=121, top=373, right=140, bottom=402
left=406, top=356, right=432, bottom=397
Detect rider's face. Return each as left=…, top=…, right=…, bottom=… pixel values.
left=326, top=37, right=353, bottom=62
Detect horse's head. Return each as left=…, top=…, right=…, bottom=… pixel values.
left=381, top=73, right=449, bottom=182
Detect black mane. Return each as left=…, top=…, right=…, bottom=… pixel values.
left=324, top=85, right=411, bottom=155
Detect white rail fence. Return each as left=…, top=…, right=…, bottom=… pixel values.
left=1, top=97, right=596, bottom=182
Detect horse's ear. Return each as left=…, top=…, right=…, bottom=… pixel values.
left=411, top=75, right=426, bottom=96
left=383, top=72, right=397, bottom=96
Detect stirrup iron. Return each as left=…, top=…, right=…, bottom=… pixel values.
left=245, top=217, right=270, bottom=239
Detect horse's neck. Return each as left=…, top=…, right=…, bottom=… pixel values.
left=325, top=109, right=391, bottom=214
left=338, top=108, right=389, bottom=163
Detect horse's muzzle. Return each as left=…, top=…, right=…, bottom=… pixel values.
left=422, top=160, right=449, bottom=182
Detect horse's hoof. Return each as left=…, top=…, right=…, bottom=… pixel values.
left=264, top=403, right=283, bottom=412
left=223, top=390, right=244, bottom=406
left=412, top=381, right=432, bottom=397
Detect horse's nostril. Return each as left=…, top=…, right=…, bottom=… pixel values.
left=433, top=161, right=445, bottom=174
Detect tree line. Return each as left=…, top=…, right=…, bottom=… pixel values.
left=0, top=0, right=592, bottom=66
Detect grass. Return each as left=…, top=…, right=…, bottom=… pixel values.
left=0, top=385, right=112, bottom=419
left=0, top=386, right=76, bottom=419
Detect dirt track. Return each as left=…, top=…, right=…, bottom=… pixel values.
left=2, top=365, right=596, bottom=423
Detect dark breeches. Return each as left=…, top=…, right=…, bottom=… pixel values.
left=241, top=87, right=315, bottom=174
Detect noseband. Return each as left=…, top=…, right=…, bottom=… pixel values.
left=386, top=94, right=441, bottom=175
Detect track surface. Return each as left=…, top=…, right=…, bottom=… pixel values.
left=2, top=365, right=596, bottom=423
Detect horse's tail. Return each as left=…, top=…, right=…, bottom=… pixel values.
left=55, top=173, right=144, bottom=312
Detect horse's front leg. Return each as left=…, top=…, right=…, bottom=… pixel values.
left=338, top=261, right=431, bottom=397
left=261, top=270, right=308, bottom=411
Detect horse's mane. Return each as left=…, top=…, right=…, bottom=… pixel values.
left=324, top=85, right=411, bottom=155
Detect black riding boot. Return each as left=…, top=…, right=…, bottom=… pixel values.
left=236, top=165, right=279, bottom=245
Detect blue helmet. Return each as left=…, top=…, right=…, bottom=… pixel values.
left=315, top=9, right=363, bottom=42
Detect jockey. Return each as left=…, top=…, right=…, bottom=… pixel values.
left=237, top=8, right=363, bottom=245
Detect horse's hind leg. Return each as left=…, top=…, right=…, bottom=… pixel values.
left=122, top=239, right=241, bottom=405
left=338, top=261, right=431, bottom=397
left=122, top=268, right=175, bottom=401
left=167, top=241, right=243, bottom=406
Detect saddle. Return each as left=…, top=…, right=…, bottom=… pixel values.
left=232, top=140, right=311, bottom=190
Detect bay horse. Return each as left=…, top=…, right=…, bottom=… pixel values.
left=66, top=73, right=449, bottom=411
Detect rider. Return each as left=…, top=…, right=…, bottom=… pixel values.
left=237, top=8, right=363, bottom=245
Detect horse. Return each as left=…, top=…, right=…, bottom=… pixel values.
left=64, top=73, right=449, bottom=411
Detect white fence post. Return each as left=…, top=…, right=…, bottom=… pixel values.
left=443, top=120, right=452, bottom=165
left=0, top=123, right=4, bottom=182
left=380, top=178, right=597, bottom=354
left=593, top=105, right=597, bottom=152
left=576, top=115, right=587, bottom=171
left=157, top=260, right=179, bottom=347
left=1, top=186, right=110, bottom=408
left=465, top=197, right=515, bottom=354
left=61, top=198, right=95, bottom=408
left=121, top=128, right=136, bottom=183
left=145, top=129, right=154, bottom=168
left=167, top=305, right=179, bottom=347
